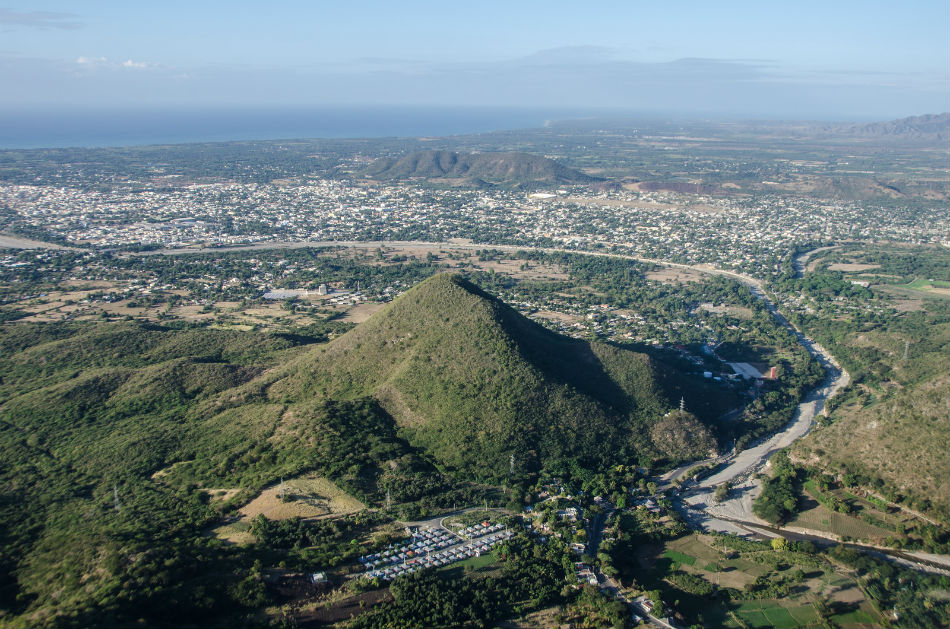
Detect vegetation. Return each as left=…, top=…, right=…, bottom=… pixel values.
left=363, top=150, right=600, bottom=187
left=753, top=452, right=802, bottom=525
left=782, top=244, right=950, bottom=520
left=828, top=545, right=950, bottom=628
left=352, top=534, right=573, bottom=629
left=264, top=273, right=700, bottom=479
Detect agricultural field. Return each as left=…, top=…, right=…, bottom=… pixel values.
left=643, top=533, right=884, bottom=628
left=903, top=277, right=950, bottom=295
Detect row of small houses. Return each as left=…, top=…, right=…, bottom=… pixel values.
left=458, top=521, right=507, bottom=539
left=358, top=522, right=507, bottom=569
left=363, top=530, right=515, bottom=582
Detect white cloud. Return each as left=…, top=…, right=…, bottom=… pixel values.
left=75, top=57, right=154, bottom=70
left=76, top=56, right=107, bottom=66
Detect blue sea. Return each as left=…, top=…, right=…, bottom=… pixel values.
left=0, top=105, right=587, bottom=149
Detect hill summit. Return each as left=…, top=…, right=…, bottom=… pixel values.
left=266, top=274, right=714, bottom=477
left=362, top=150, right=600, bottom=187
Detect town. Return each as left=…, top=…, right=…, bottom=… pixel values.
left=1, top=177, right=945, bottom=280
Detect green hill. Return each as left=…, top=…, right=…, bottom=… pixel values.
left=0, top=276, right=720, bottom=627
left=261, top=273, right=712, bottom=477
left=363, top=150, right=601, bottom=186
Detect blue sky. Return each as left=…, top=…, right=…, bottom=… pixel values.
left=1, top=1, right=947, bottom=119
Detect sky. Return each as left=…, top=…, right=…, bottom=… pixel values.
left=1, top=1, right=948, bottom=120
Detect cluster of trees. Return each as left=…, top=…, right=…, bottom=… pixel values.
left=353, top=534, right=573, bottom=629
left=828, top=545, right=950, bottom=628
left=250, top=512, right=391, bottom=560
left=752, top=451, right=801, bottom=525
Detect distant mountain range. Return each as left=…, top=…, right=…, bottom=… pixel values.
left=362, top=150, right=601, bottom=187
left=808, top=113, right=950, bottom=145
left=846, top=113, right=948, bottom=141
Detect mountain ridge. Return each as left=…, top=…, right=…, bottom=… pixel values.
left=362, top=150, right=601, bottom=187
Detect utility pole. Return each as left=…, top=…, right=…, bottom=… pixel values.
left=903, top=340, right=909, bottom=361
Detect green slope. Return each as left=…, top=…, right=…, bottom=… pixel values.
left=263, top=274, right=709, bottom=477
left=0, top=278, right=719, bottom=626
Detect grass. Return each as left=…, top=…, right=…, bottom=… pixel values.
left=662, top=549, right=697, bottom=566
left=832, top=608, right=877, bottom=627
left=762, top=606, right=798, bottom=629
left=735, top=609, right=770, bottom=627
left=235, top=473, right=365, bottom=519
left=787, top=605, right=818, bottom=625
left=649, top=533, right=878, bottom=628
left=793, top=491, right=910, bottom=541
left=729, top=602, right=821, bottom=629
left=906, top=278, right=950, bottom=292
left=437, top=549, right=500, bottom=578
left=666, top=534, right=723, bottom=564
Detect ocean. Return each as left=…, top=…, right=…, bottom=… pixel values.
left=0, top=105, right=581, bottom=150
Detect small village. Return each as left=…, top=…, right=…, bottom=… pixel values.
left=360, top=522, right=514, bottom=581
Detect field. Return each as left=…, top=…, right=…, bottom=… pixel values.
left=905, top=277, right=950, bottom=294
left=438, top=549, right=501, bottom=577
left=645, top=267, right=708, bottom=284
left=790, top=503, right=891, bottom=541
left=212, top=473, right=365, bottom=544
left=826, top=263, right=881, bottom=272
left=650, top=534, right=883, bottom=628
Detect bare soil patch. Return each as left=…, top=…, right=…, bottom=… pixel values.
left=339, top=302, right=386, bottom=323
left=891, top=299, right=925, bottom=312
left=830, top=585, right=866, bottom=604
left=497, top=607, right=563, bottom=629
left=827, top=263, right=881, bottom=272
left=297, top=588, right=393, bottom=627
left=466, top=257, right=568, bottom=281
left=238, top=474, right=364, bottom=522
left=210, top=474, right=365, bottom=543
left=202, top=488, right=242, bottom=503
left=533, top=310, right=581, bottom=324
left=646, top=267, right=707, bottom=284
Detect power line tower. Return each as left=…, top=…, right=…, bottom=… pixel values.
left=386, top=489, right=392, bottom=510
left=903, top=340, right=909, bottom=361
left=113, top=485, right=121, bottom=513
left=509, top=454, right=515, bottom=475
left=279, top=478, right=286, bottom=501
left=680, top=397, right=686, bottom=413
